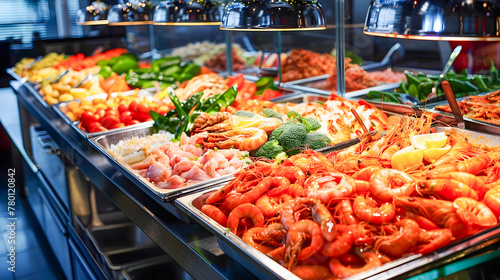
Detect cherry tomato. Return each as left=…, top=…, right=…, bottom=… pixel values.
left=101, top=115, right=121, bottom=129
left=127, top=120, right=141, bottom=126
left=80, top=111, right=98, bottom=125
left=105, top=107, right=118, bottom=116
left=111, top=122, right=125, bottom=129
left=118, top=103, right=129, bottom=113
left=129, top=101, right=138, bottom=112
left=91, top=125, right=108, bottom=133
left=136, top=103, right=150, bottom=114
left=87, top=121, right=103, bottom=133
left=133, top=112, right=151, bottom=122
left=94, top=109, right=106, bottom=119
left=119, top=111, right=133, bottom=124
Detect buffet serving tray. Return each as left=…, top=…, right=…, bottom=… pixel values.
left=52, top=89, right=156, bottom=139
left=175, top=127, right=500, bottom=280
left=7, top=67, right=51, bottom=108
left=423, top=97, right=500, bottom=135
left=89, top=124, right=236, bottom=203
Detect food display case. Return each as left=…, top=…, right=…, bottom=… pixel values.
left=5, top=0, right=500, bottom=279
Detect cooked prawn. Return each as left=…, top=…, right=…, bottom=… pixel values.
left=429, top=154, right=491, bottom=175
left=285, top=220, right=324, bottom=269
left=369, top=169, right=414, bottom=202
left=255, top=193, right=293, bottom=217
left=374, top=219, right=420, bottom=257
left=413, top=228, right=453, bottom=255
left=483, top=186, right=500, bottom=216
left=291, top=265, right=333, bottom=280
left=242, top=223, right=286, bottom=254
left=453, top=197, right=497, bottom=227
left=335, top=199, right=359, bottom=225
left=417, top=179, right=479, bottom=201
left=280, top=197, right=315, bottom=230
left=353, top=195, right=395, bottom=224
left=304, top=171, right=356, bottom=204
left=351, top=165, right=383, bottom=181
left=428, top=172, right=487, bottom=200
left=271, top=165, right=306, bottom=186
left=328, top=252, right=382, bottom=279
left=226, top=203, right=265, bottom=235
left=321, top=224, right=354, bottom=257
left=204, top=127, right=268, bottom=151
left=225, top=176, right=286, bottom=210
left=201, top=204, right=228, bottom=227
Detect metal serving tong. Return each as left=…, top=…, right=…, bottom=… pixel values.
left=351, top=108, right=372, bottom=142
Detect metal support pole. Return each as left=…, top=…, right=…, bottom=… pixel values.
left=225, top=31, right=233, bottom=76
left=277, top=31, right=282, bottom=85
left=335, top=0, right=346, bottom=97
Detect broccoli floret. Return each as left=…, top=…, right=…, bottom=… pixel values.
left=287, top=110, right=300, bottom=121
left=269, top=124, right=287, bottom=141
left=297, top=116, right=321, bottom=132
left=255, top=139, right=284, bottom=160
left=234, top=110, right=256, bottom=118
left=304, top=132, right=331, bottom=150
left=262, top=108, right=283, bottom=121
left=276, top=123, right=307, bottom=156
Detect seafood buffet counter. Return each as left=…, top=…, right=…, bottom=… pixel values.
left=6, top=79, right=500, bottom=280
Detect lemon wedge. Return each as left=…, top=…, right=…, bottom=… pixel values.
left=410, top=132, right=447, bottom=150
left=69, top=88, right=89, bottom=99
left=232, top=115, right=262, bottom=128
left=423, top=145, right=451, bottom=163
left=391, top=146, right=424, bottom=171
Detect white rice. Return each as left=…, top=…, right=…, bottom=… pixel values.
left=109, top=131, right=175, bottom=164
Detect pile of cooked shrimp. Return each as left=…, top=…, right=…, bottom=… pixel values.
left=201, top=113, right=500, bottom=280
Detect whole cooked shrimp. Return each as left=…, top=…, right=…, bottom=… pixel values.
left=201, top=204, right=228, bottom=227
left=328, top=252, right=382, bottom=279
left=242, top=223, right=286, bottom=254
left=429, top=154, right=491, bottom=175
left=226, top=203, right=265, bottom=235
left=453, top=197, right=497, bottom=227
left=417, top=179, right=479, bottom=201
left=204, top=127, right=268, bottom=151
left=413, top=228, right=453, bottom=255
left=353, top=194, right=395, bottom=224
left=225, top=176, right=289, bottom=210
left=483, top=186, right=500, bottom=216
left=321, top=224, right=354, bottom=257
left=284, top=219, right=324, bottom=269
left=369, top=169, right=414, bottom=202
left=374, top=219, right=420, bottom=257
left=304, top=171, right=356, bottom=204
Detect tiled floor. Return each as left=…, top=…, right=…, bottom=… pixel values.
left=0, top=149, right=65, bottom=280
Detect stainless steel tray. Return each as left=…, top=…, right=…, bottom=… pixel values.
left=176, top=127, right=500, bottom=280
left=7, top=67, right=51, bottom=108
left=89, top=124, right=236, bottom=202
left=175, top=185, right=301, bottom=280
left=424, top=97, right=500, bottom=135
left=53, top=89, right=156, bottom=139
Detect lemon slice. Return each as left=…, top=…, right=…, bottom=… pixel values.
left=410, top=132, right=447, bottom=150
left=232, top=115, right=262, bottom=128
left=423, top=145, right=451, bottom=163
left=391, top=146, right=424, bottom=171
left=69, top=88, right=89, bottom=99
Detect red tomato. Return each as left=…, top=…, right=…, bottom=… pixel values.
left=119, top=111, right=133, bottom=124
left=129, top=101, right=138, bottom=112
left=240, top=82, right=257, bottom=96
left=87, top=122, right=103, bottom=133
left=80, top=111, right=98, bottom=124
left=227, top=74, right=245, bottom=89
left=127, top=120, right=141, bottom=126
left=118, top=103, right=129, bottom=113
left=136, top=103, right=150, bottom=114
left=111, top=123, right=125, bottom=129
left=95, top=109, right=106, bottom=119
left=133, top=112, right=151, bottom=122
left=91, top=125, right=108, bottom=133
left=105, top=107, right=119, bottom=116
left=262, top=89, right=282, bottom=100
left=101, top=115, right=121, bottom=129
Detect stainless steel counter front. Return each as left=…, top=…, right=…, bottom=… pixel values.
left=9, top=80, right=259, bottom=280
